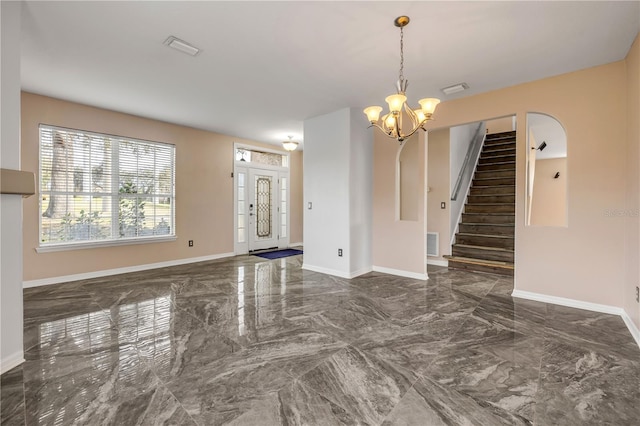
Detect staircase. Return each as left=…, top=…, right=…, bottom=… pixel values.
left=446, top=130, right=516, bottom=276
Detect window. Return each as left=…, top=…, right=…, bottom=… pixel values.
left=39, top=125, right=175, bottom=248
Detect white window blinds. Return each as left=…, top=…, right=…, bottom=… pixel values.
left=39, top=125, right=175, bottom=246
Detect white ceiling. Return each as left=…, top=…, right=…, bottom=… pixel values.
left=20, top=1, right=640, bottom=149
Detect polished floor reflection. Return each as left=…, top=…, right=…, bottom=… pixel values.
left=2, top=254, right=640, bottom=425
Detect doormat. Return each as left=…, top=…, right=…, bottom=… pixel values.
left=254, top=249, right=303, bottom=260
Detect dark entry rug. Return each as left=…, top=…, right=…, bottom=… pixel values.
left=254, top=249, right=303, bottom=260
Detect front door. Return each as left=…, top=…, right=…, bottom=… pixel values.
left=248, top=169, right=279, bottom=251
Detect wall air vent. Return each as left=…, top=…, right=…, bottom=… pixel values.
left=427, top=232, right=439, bottom=257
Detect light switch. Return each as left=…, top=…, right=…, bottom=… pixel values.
left=441, top=202, right=446, bottom=209
left=308, top=202, right=312, bottom=210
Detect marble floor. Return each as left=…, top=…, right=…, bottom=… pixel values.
left=2, top=254, right=640, bottom=425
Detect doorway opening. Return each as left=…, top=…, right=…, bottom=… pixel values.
left=234, top=145, right=290, bottom=254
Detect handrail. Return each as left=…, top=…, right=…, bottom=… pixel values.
left=451, top=122, right=486, bottom=201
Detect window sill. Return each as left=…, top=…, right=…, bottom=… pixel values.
left=36, top=236, right=177, bottom=253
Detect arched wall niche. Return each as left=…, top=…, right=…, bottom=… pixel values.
left=526, top=112, right=568, bottom=227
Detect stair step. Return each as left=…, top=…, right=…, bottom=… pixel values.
left=465, top=203, right=515, bottom=214
left=452, top=244, right=514, bottom=262
left=474, top=170, right=516, bottom=179
left=459, top=223, right=514, bottom=236
left=467, top=194, right=515, bottom=204
left=462, top=213, right=515, bottom=224
left=483, top=141, right=517, bottom=152
left=469, top=185, right=515, bottom=195
left=473, top=177, right=516, bottom=187
left=481, top=147, right=516, bottom=156
left=479, top=153, right=516, bottom=163
left=445, top=256, right=514, bottom=276
left=456, top=233, right=514, bottom=250
left=477, top=161, right=516, bottom=172
left=485, top=131, right=517, bottom=141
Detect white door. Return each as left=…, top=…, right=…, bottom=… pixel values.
left=248, top=169, right=279, bottom=251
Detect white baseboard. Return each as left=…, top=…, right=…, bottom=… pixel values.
left=512, top=289, right=640, bottom=350
left=289, top=242, right=303, bottom=248
left=301, top=263, right=371, bottom=279
left=427, top=259, right=449, bottom=267
left=23, top=252, right=235, bottom=288
left=511, top=290, right=624, bottom=315
left=372, top=265, right=428, bottom=280
left=621, top=311, right=640, bottom=349
left=1, top=351, right=24, bottom=375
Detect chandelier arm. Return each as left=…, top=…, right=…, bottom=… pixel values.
left=369, top=122, right=394, bottom=137
left=404, top=103, right=419, bottom=127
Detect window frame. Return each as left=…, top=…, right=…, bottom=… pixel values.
left=37, top=124, right=176, bottom=252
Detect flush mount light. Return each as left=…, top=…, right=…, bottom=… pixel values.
left=282, top=136, right=299, bottom=151
left=441, top=83, right=469, bottom=95
left=164, top=36, right=200, bottom=56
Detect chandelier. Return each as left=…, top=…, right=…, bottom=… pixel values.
left=363, top=16, right=440, bottom=144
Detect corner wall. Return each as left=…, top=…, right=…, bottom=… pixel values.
left=372, top=130, right=427, bottom=279
left=1, top=0, right=24, bottom=373
left=302, top=108, right=372, bottom=278
left=624, top=32, right=640, bottom=335
left=427, top=128, right=451, bottom=262
left=21, top=93, right=304, bottom=283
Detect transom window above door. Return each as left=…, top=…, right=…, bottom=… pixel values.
left=235, top=148, right=289, bottom=168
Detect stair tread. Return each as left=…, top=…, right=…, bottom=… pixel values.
left=471, top=184, right=515, bottom=188
left=478, top=161, right=516, bottom=165
left=453, top=243, right=514, bottom=252
left=457, top=232, right=514, bottom=239
left=463, top=212, right=515, bottom=215
left=466, top=203, right=515, bottom=206
left=444, top=255, right=514, bottom=268
left=485, top=136, right=516, bottom=142
left=481, top=155, right=516, bottom=160
left=462, top=222, right=513, bottom=226
left=469, top=193, right=515, bottom=197
left=484, top=139, right=517, bottom=145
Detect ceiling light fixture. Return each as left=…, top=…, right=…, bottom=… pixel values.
left=363, top=16, right=440, bottom=144
left=164, top=36, right=200, bottom=56
left=441, top=82, right=469, bottom=95
left=282, top=136, right=299, bottom=151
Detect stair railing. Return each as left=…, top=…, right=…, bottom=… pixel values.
left=450, top=122, right=486, bottom=246
left=451, top=122, right=486, bottom=201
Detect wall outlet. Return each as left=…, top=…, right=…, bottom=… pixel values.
left=188, top=240, right=194, bottom=247
left=636, top=286, right=639, bottom=303
left=338, top=249, right=343, bottom=257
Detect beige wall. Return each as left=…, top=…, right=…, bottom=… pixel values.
left=427, top=128, right=451, bottom=261
left=530, top=158, right=567, bottom=226
left=373, top=130, right=426, bottom=277
left=624, top=33, right=640, bottom=331
left=21, top=93, right=303, bottom=282
left=486, top=116, right=515, bottom=134
left=374, top=59, right=629, bottom=307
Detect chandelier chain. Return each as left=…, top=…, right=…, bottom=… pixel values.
left=399, top=26, right=404, bottom=85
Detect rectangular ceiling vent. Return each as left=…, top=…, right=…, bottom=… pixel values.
left=427, top=232, right=439, bottom=257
